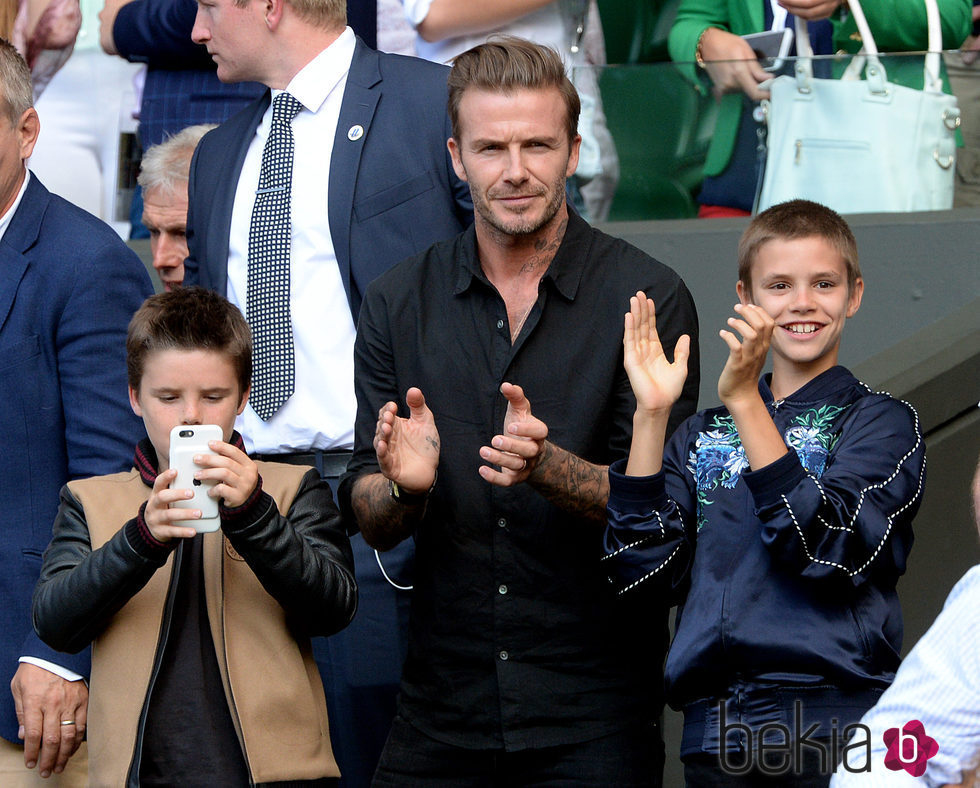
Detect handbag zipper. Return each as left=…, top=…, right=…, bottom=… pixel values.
left=792, top=138, right=871, bottom=166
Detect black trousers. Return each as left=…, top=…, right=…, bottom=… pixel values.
left=372, top=713, right=664, bottom=787
left=684, top=750, right=832, bottom=788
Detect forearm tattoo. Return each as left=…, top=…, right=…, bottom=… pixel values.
left=529, top=441, right=610, bottom=525
left=351, top=474, right=424, bottom=551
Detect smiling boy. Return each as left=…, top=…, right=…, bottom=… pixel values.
left=32, top=287, right=356, bottom=787
left=603, top=200, right=927, bottom=785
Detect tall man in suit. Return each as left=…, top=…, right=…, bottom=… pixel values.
left=0, top=38, right=153, bottom=785
left=183, top=0, right=472, bottom=784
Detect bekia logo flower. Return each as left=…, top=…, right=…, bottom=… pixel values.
left=883, top=720, right=939, bottom=777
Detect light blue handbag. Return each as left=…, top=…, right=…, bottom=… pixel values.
left=757, top=0, right=960, bottom=215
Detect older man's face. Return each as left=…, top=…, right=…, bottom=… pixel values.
left=142, top=185, right=188, bottom=291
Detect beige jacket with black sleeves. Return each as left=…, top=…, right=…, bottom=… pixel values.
left=33, top=459, right=356, bottom=787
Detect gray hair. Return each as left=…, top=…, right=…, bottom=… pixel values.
left=0, top=38, right=33, bottom=124
left=138, top=124, right=216, bottom=195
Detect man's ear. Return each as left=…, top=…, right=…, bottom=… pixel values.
left=264, top=0, right=284, bottom=29
left=564, top=134, right=582, bottom=178
left=736, top=280, right=753, bottom=306
left=18, top=108, right=40, bottom=161
left=447, top=137, right=467, bottom=183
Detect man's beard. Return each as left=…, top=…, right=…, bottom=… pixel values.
left=469, top=172, right=567, bottom=238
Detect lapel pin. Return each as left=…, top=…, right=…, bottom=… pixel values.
left=347, top=124, right=364, bottom=141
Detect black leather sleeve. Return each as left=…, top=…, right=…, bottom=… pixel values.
left=221, top=469, right=357, bottom=638
left=32, top=487, right=170, bottom=654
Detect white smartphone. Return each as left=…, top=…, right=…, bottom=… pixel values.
left=742, top=28, right=793, bottom=72
left=168, top=424, right=223, bottom=532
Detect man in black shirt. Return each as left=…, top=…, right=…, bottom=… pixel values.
left=340, top=37, right=700, bottom=786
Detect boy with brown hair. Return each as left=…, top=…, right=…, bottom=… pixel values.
left=32, top=287, right=356, bottom=787
left=603, top=200, right=926, bottom=785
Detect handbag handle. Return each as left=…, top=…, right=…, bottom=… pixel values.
left=793, top=0, right=943, bottom=94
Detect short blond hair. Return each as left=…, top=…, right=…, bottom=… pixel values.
left=232, top=0, right=345, bottom=29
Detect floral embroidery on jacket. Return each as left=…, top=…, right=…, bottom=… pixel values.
left=783, top=404, right=847, bottom=477
left=687, top=415, right=747, bottom=531
left=687, top=405, right=849, bottom=531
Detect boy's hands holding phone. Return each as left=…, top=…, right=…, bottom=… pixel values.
left=191, top=440, right=259, bottom=509
left=147, top=427, right=261, bottom=542
left=145, top=470, right=202, bottom=542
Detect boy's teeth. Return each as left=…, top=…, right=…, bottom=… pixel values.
left=788, top=324, right=817, bottom=334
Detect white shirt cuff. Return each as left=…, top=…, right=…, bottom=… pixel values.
left=18, top=657, right=85, bottom=683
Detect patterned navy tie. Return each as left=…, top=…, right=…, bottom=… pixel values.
left=247, top=92, right=303, bottom=421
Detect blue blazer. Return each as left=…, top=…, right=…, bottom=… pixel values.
left=0, top=175, right=152, bottom=743
left=184, top=38, right=473, bottom=320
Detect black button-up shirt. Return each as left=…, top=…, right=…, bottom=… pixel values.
left=341, top=210, right=700, bottom=751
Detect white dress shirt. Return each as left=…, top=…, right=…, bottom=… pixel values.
left=832, top=566, right=980, bottom=786
left=228, top=28, right=358, bottom=454
left=0, top=168, right=30, bottom=242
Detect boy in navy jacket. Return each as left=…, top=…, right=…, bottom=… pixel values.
left=603, top=200, right=926, bottom=785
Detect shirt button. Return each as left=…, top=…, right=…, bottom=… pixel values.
left=498, top=584, right=508, bottom=595
left=497, top=518, right=507, bottom=528
left=496, top=319, right=504, bottom=329
left=499, top=650, right=509, bottom=661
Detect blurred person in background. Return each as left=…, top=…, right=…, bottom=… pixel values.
left=832, top=452, right=980, bottom=787
left=945, top=1, right=980, bottom=206
left=401, top=0, right=619, bottom=221
left=137, top=123, right=214, bottom=291
left=20, top=0, right=141, bottom=223
left=670, top=0, right=971, bottom=217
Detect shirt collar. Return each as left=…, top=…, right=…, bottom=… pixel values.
left=0, top=168, right=30, bottom=244
left=275, top=26, right=356, bottom=114
left=453, top=205, right=592, bottom=302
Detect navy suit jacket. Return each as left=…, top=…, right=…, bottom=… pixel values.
left=184, top=39, right=472, bottom=321
left=0, top=175, right=152, bottom=744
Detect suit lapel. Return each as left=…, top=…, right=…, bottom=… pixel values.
left=0, top=175, right=45, bottom=333
left=0, top=246, right=29, bottom=334
left=329, top=39, right=381, bottom=319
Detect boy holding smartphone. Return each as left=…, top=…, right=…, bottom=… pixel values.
left=603, top=200, right=926, bottom=784
left=32, top=287, right=356, bottom=786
